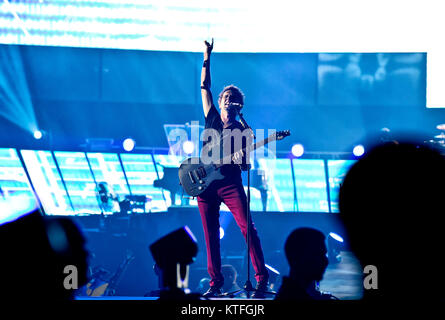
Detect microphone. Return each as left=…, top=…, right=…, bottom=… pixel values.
left=228, top=102, right=243, bottom=109
left=229, top=103, right=255, bottom=138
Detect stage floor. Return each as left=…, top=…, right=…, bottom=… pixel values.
left=76, top=250, right=363, bottom=301
left=319, top=251, right=363, bottom=300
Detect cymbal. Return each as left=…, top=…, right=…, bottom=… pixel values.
left=434, top=133, right=445, bottom=139
left=437, top=124, right=445, bottom=131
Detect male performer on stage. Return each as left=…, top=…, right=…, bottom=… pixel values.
left=198, top=38, right=269, bottom=298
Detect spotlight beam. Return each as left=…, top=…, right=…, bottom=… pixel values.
left=0, top=45, right=38, bottom=133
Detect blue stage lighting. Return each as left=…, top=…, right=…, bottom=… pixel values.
left=0, top=195, right=38, bottom=226
left=33, top=130, right=43, bottom=140
left=123, top=138, right=135, bottom=152
left=265, top=264, right=280, bottom=275
left=182, top=140, right=195, bottom=155
left=219, top=227, right=225, bottom=240
left=353, top=145, right=365, bottom=157
left=328, top=232, right=344, bottom=243
left=291, top=144, right=304, bottom=157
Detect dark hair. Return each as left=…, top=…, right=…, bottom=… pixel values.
left=284, top=227, right=326, bottom=264
left=337, top=140, right=445, bottom=299
left=218, top=85, right=245, bottom=105
left=339, top=141, right=445, bottom=262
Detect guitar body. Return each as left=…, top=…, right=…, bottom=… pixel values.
left=178, top=157, right=225, bottom=197
left=84, top=251, right=134, bottom=297
left=86, top=281, right=109, bottom=297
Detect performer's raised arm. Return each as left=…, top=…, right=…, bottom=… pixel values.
left=201, top=38, right=214, bottom=118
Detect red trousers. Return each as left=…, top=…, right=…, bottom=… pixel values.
left=197, top=180, right=269, bottom=287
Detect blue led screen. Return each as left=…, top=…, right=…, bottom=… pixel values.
left=53, top=151, right=102, bottom=214
left=0, top=148, right=38, bottom=224
left=86, top=152, right=130, bottom=200
left=0, top=1, right=258, bottom=52
left=0, top=148, right=35, bottom=201
left=254, top=158, right=295, bottom=212
left=20, top=149, right=74, bottom=215
left=327, top=160, right=357, bottom=213
left=119, top=153, right=167, bottom=212
left=0, top=148, right=359, bottom=215
left=292, top=159, right=329, bottom=212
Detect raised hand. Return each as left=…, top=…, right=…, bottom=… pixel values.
left=204, top=38, right=214, bottom=59
left=232, top=150, right=244, bottom=164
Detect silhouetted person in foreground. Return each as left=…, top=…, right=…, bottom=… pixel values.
left=0, top=209, right=89, bottom=300
left=275, top=227, right=336, bottom=300
left=149, top=226, right=201, bottom=300
left=45, top=216, right=90, bottom=299
left=339, top=139, right=445, bottom=301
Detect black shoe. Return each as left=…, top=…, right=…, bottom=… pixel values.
left=203, top=283, right=223, bottom=297
left=251, top=280, right=268, bottom=299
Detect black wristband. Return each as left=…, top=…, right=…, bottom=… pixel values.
left=203, top=60, right=209, bottom=68
left=201, top=85, right=209, bottom=90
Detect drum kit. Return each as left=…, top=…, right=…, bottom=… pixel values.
left=425, top=123, right=445, bottom=154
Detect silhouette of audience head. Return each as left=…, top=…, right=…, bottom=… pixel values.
left=0, top=209, right=89, bottom=300
left=339, top=140, right=445, bottom=300
left=44, top=216, right=90, bottom=299
left=275, top=227, right=330, bottom=300
left=221, top=264, right=238, bottom=291
left=284, top=227, right=328, bottom=284
left=196, top=277, right=211, bottom=294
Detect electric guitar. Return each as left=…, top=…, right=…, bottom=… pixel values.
left=178, top=130, right=290, bottom=197
left=85, top=250, right=135, bottom=297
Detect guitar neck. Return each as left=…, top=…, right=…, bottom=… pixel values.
left=251, top=136, right=272, bottom=151
left=108, top=259, right=132, bottom=288
left=215, top=136, right=275, bottom=168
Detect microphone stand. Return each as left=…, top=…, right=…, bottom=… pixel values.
left=222, top=108, right=272, bottom=299
left=239, top=108, right=254, bottom=298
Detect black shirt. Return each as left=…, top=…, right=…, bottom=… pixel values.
left=203, top=104, right=251, bottom=180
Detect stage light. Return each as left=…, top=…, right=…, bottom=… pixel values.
left=327, top=232, right=345, bottom=264
left=123, top=138, right=135, bottom=152
left=291, top=144, right=304, bottom=157
left=328, top=232, right=344, bottom=243
left=182, top=140, right=195, bottom=155
left=0, top=195, right=39, bottom=226
left=353, top=144, right=365, bottom=157
left=33, top=130, right=43, bottom=140
left=219, top=227, right=225, bottom=240
left=265, top=263, right=281, bottom=292
left=265, top=263, right=280, bottom=275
